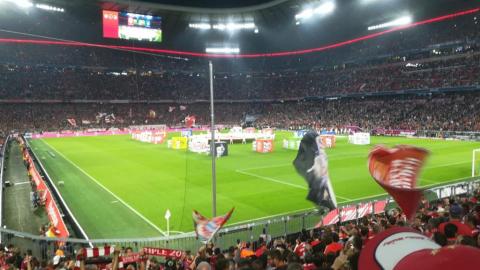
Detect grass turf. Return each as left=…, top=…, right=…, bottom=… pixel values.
left=27, top=132, right=480, bottom=238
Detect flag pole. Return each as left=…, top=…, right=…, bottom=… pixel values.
left=209, top=60, right=217, bottom=217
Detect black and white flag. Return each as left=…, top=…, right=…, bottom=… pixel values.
left=293, top=131, right=337, bottom=211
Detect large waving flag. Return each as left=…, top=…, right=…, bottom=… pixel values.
left=293, top=131, right=337, bottom=211
left=193, top=208, right=234, bottom=243
left=368, top=145, right=429, bottom=220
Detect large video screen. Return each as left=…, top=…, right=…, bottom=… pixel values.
left=103, top=10, right=162, bottom=43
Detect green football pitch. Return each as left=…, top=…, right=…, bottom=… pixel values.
left=27, top=132, right=480, bottom=239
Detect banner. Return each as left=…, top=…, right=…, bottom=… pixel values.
left=193, top=208, right=234, bottom=243
left=368, top=145, right=428, bottom=220
left=253, top=139, right=274, bottom=153
left=293, top=131, right=337, bottom=210
left=319, top=200, right=388, bottom=226
left=121, top=253, right=145, bottom=263
left=22, top=142, right=69, bottom=238
left=131, top=130, right=166, bottom=144
left=142, top=248, right=184, bottom=259
left=168, top=137, right=188, bottom=150
left=319, top=135, right=336, bottom=148
left=214, top=142, right=228, bottom=157
left=283, top=138, right=301, bottom=150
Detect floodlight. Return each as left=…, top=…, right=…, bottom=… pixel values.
left=1, top=0, right=33, bottom=8
left=35, top=4, right=65, bottom=12
left=368, top=16, right=412, bottom=30
left=205, top=47, right=240, bottom=54
left=189, top=23, right=211, bottom=29
left=314, top=2, right=335, bottom=15
left=295, top=8, right=314, bottom=20
left=295, top=1, right=335, bottom=21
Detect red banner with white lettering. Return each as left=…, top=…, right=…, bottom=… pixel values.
left=368, top=145, right=428, bottom=220
left=121, top=253, right=146, bottom=264
left=319, top=200, right=388, bottom=226
left=21, top=139, right=70, bottom=238
left=142, top=248, right=184, bottom=259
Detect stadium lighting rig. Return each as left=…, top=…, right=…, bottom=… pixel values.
left=205, top=47, right=240, bottom=54
left=35, top=3, right=64, bottom=12
left=368, top=16, right=412, bottom=30
left=0, top=0, right=32, bottom=8
left=189, top=22, right=257, bottom=32
left=0, top=0, right=64, bottom=12
left=295, top=1, right=335, bottom=23
left=188, top=23, right=212, bottom=30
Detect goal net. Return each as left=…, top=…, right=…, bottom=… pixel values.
left=473, top=149, right=480, bottom=177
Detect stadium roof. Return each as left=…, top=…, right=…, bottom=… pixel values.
left=1, top=0, right=479, bottom=55
left=103, top=0, right=292, bottom=12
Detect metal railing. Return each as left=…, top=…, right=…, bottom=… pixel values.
left=0, top=178, right=478, bottom=260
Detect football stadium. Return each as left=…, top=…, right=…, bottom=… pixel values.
left=0, top=0, right=480, bottom=269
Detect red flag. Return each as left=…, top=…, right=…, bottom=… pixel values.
left=185, top=115, right=196, bottom=128
left=368, top=145, right=429, bottom=220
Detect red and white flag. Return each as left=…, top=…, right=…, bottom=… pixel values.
left=67, top=118, right=77, bottom=127
left=168, top=106, right=176, bottom=113
left=368, top=145, right=429, bottom=220
left=193, top=208, right=234, bottom=243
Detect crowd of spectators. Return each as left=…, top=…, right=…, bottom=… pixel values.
left=0, top=50, right=478, bottom=101
left=0, top=11, right=477, bottom=136
left=2, top=186, right=479, bottom=270
left=0, top=92, right=478, bottom=134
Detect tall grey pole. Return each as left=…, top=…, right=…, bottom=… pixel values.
left=209, top=60, right=217, bottom=217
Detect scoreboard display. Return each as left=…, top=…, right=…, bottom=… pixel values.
left=103, top=10, right=162, bottom=43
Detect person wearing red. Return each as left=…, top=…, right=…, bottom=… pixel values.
left=438, top=204, right=473, bottom=237
left=324, top=233, right=343, bottom=255
left=293, top=237, right=306, bottom=259
left=255, top=238, right=267, bottom=258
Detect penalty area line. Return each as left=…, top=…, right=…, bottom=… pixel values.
left=41, top=140, right=167, bottom=237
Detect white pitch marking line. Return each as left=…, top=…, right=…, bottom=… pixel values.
left=14, top=181, right=31, bottom=186
left=42, top=140, right=167, bottom=236
left=240, top=163, right=292, bottom=171
left=227, top=206, right=318, bottom=226
left=235, top=169, right=352, bottom=201
left=425, top=160, right=470, bottom=169
left=419, top=176, right=473, bottom=188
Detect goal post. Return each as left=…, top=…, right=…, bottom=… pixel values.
left=473, top=149, right=480, bottom=177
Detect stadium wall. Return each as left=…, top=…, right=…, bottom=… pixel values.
left=23, top=138, right=91, bottom=243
